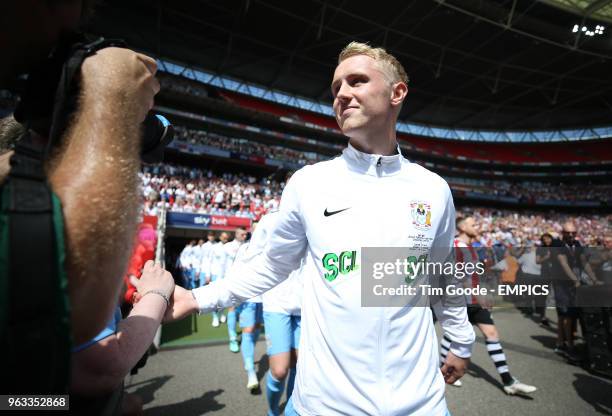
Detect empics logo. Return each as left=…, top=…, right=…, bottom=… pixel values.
left=322, top=250, right=358, bottom=282
left=410, top=201, right=432, bottom=230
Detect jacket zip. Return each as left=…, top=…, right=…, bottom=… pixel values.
left=374, top=160, right=387, bottom=415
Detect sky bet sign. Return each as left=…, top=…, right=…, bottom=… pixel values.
left=193, top=216, right=212, bottom=226
left=166, top=212, right=251, bottom=230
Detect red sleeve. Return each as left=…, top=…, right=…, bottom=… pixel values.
left=124, top=276, right=136, bottom=304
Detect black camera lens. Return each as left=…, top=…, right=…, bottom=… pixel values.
left=141, top=113, right=174, bottom=164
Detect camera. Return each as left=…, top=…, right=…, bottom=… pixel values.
left=13, top=32, right=172, bottom=163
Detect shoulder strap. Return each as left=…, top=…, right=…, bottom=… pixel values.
left=0, top=133, right=71, bottom=394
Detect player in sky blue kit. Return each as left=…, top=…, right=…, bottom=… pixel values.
left=230, top=224, right=266, bottom=391
left=236, top=211, right=305, bottom=414
left=223, top=228, right=247, bottom=352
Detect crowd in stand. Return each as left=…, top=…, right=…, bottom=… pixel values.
left=448, top=177, right=611, bottom=203
left=141, top=164, right=283, bottom=219
left=170, top=124, right=610, bottom=204
left=508, top=181, right=611, bottom=202
left=459, top=206, right=610, bottom=246
left=157, top=73, right=612, bottom=206
left=174, top=125, right=328, bottom=165
left=140, top=163, right=611, bottom=247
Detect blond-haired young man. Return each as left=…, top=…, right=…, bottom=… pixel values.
left=166, top=42, right=474, bottom=416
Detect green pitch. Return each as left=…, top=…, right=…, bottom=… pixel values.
left=161, top=314, right=230, bottom=348
left=160, top=313, right=265, bottom=348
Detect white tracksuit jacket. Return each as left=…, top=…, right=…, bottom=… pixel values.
left=209, top=242, right=229, bottom=278
left=194, top=143, right=475, bottom=416
left=244, top=211, right=304, bottom=312
left=232, top=228, right=267, bottom=303
left=198, top=240, right=215, bottom=277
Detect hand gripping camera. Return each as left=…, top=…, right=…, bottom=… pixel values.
left=13, top=32, right=173, bottom=163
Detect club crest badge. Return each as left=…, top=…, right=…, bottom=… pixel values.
left=410, top=201, right=432, bottom=230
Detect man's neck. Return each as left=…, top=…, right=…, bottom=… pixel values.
left=349, top=138, right=397, bottom=156
left=457, top=233, right=471, bottom=245
left=348, top=123, right=398, bottom=155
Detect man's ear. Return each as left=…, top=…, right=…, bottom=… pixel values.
left=390, top=82, right=408, bottom=107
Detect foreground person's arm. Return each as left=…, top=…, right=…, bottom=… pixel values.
left=71, top=261, right=173, bottom=394
left=46, top=48, right=160, bottom=343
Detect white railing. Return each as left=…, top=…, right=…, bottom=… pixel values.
left=153, top=204, right=167, bottom=349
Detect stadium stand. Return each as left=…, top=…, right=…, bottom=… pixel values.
left=457, top=206, right=610, bottom=246
left=164, top=123, right=612, bottom=207
left=141, top=164, right=283, bottom=219
left=151, top=72, right=612, bottom=212
left=162, top=76, right=612, bottom=165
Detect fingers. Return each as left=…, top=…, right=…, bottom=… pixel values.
left=133, top=292, right=142, bottom=303
left=143, top=260, right=166, bottom=270
left=142, top=75, right=160, bottom=115
left=137, top=53, right=158, bottom=75
left=81, top=48, right=160, bottom=124
left=441, top=353, right=469, bottom=384
left=137, top=57, right=159, bottom=121
left=445, top=372, right=458, bottom=384
left=153, top=77, right=161, bottom=95
left=133, top=260, right=175, bottom=302
left=441, top=365, right=459, bottom=384
left=143, top=260, right=155, bottom=272
left=129, top=275, right=140, bottom=287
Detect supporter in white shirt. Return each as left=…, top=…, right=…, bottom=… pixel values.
left=214, top=190, right=225, bottom=205
left=518, top=244, right=542, bottom=276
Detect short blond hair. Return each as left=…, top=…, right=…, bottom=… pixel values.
left=338, top=42, right=409, bottom=85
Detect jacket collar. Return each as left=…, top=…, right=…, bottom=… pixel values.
left=342, top=142, right=404, bottom=177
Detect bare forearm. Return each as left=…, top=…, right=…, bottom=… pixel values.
left=47, top=99, right=142, bottom=343
left=535, top=254, right=548, bottom=264
left=70, top=296, right=165, bottom=395
left=561, top=264, right=577, bottom=281
left=114, top=294, right=166, bottom=374
left=584, top=262, right=598, bottom=282
left=558, top=256, right=578, bottom=282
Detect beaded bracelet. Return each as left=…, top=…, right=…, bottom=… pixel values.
left=142, top=289, right=170, bottom=307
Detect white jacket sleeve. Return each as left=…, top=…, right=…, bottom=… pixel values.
left=233, top=243, right=250, bottom=266
left=430, top=187, right=475, bottom=358
left=223, top=244, right=234, bottom=277
left=193, top=171, right=308, bottom=313
left=199, top=245, right=209, bottom=274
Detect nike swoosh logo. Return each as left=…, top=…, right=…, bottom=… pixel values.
left=324, top=207, right=351, bottom=217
